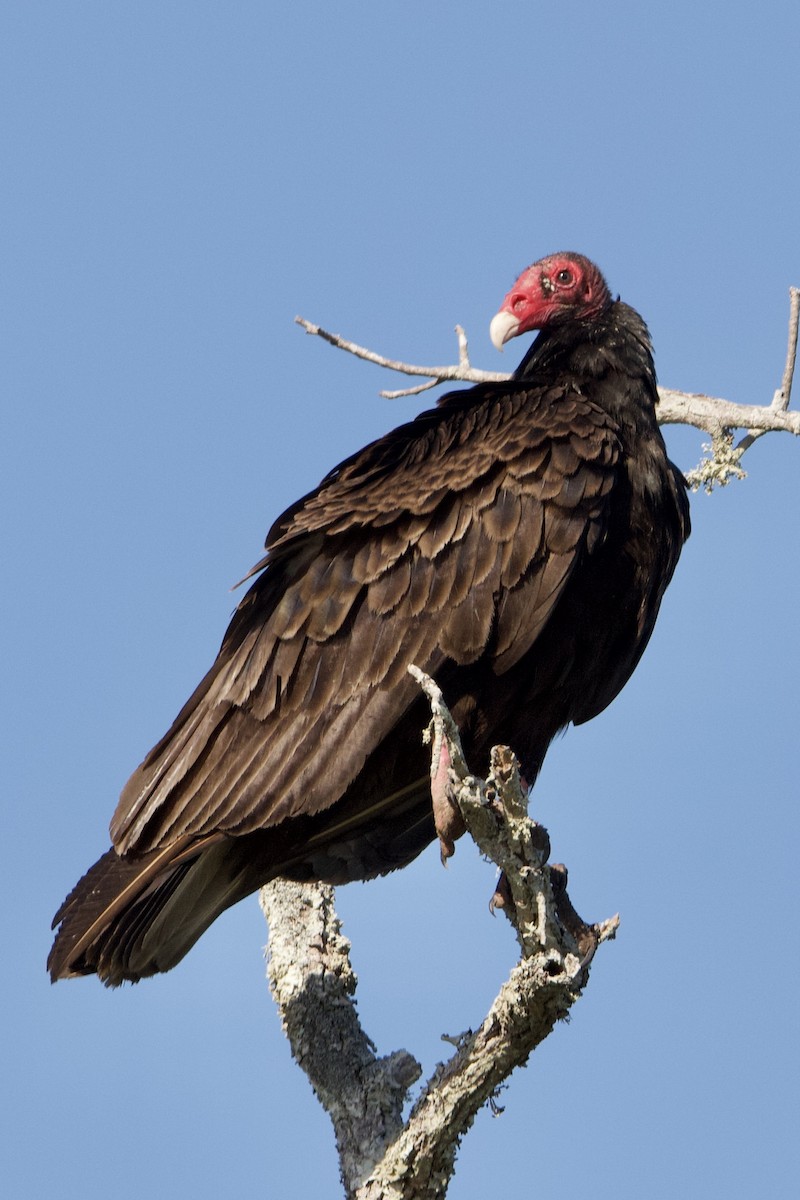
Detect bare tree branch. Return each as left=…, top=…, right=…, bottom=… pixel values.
left=261, top=881, right=422, bottom=1197
left=296, top=286, right=800, bottom=488
left=262, top=669, right=617, bottom=1200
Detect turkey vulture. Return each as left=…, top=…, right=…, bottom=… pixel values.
left=49, top=252, right=690, bottom=985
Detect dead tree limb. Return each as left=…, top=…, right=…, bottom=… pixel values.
left=261, top=669, right=617, bottom=1200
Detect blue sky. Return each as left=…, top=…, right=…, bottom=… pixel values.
left=3, top=4, right=799, bottom=1197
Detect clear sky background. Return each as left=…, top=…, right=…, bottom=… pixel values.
left=3, top=4, right=799, bottom=1198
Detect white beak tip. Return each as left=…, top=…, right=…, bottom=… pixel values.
left=489, top=310, right=520, bottom=352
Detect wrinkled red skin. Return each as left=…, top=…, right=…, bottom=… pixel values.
left=497, top=252, right=612, bottom=335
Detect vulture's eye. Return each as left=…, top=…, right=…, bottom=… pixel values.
left=556, top=269, right=573, bottom=285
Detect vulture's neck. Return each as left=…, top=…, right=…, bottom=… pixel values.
left=513, top=300, right=660, bottom=437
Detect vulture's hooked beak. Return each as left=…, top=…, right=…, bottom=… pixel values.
left=489, top=309, right=520, bottom=351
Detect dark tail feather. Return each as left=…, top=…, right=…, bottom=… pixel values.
left=48, top=834, right=242, bottom=986
left=49, top=776, right=439, bottom=986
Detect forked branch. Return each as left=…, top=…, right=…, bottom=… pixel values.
left=261, top=669, right=617, bottom=1200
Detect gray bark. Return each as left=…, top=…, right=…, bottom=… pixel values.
left=262, top=671, right=617, bottom=1199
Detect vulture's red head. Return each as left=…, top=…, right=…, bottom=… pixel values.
left=490, top=252, right=612, bottom=350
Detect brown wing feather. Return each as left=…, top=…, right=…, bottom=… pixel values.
left=109, top=381, right=620, bottom=861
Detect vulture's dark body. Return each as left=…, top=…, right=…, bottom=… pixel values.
left=49, top=298, right=689, bottom=985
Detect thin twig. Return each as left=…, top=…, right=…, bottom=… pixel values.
left=455, top=324, right=470, bottom=369
left=294, top=315, right=507, bottom=387
left=378, top=326, right=476, bottom=400
left=776, top=287, right=799, bottom=409
left=379, top=378, right=441, bottom=400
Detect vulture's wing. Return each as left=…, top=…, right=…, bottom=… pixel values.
left=109, top=381, right=620, bottom=859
